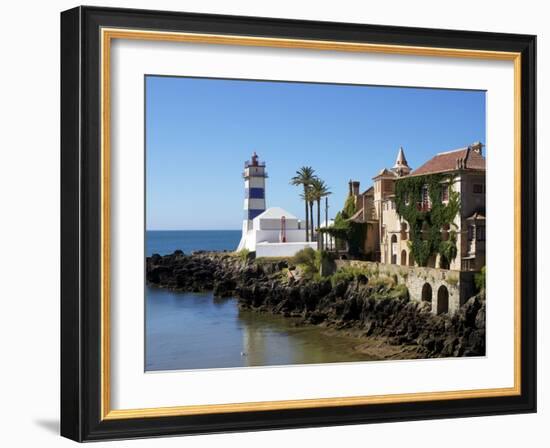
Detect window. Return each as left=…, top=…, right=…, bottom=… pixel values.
left=400, top=223, right=408, bottom=240
left=418, top=185, right=430, bottom=211
left=477, top=226, right=486, bottom=241
left=473, top=184, right=484, bottom=194
left=421, top=185, right=429, bottom=203
left=441, top=184, right=449, bottom=202
left=468, top=225, right=474, bottom=241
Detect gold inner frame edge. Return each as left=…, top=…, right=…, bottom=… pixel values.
left=100, top=27, right=522, bottom=421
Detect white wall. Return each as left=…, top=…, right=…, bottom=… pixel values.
left=242, top=228, right=309, bottom=251
left=255, top=229, right=308, bottom=244
left=254, top=218, right=300, bottom=230
left=0, top=1, right=546, bottom=447
left=256, top=241, right=317, bottom=258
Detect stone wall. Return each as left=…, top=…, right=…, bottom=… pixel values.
left=335, top=260, right=470, bottom=315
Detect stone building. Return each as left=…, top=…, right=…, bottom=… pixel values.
left=342, top=143, right=486, bottom=314
left=347, top=142, right=486, bottom=272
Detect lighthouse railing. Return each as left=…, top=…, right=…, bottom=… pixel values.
left=243, top=170, right=268, bottom=178
left=244, top=161, right=266, bottom=168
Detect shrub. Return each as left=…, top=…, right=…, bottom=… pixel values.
left=475, top=266, right=486, bottom=291
left=329, top=264, right=370, bottom=286
left=235, top=248, right=250, bottom=264
left=292, top=247, right=319, bottom=277
left=369, top=274, right=395, bottom=289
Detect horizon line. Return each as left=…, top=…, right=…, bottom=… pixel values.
left=147, top=229, right=241, bottom=232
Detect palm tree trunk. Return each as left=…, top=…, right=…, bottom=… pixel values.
left=325, top=196, right=329, bottom=250
left=309, top=201, right=314, bottom=241
left=303, top=187, right=309, bottom=242
left=316, top=199, right=321, bottom=250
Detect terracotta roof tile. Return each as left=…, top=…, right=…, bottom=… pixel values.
left=409, top=147, right=485, bottom=176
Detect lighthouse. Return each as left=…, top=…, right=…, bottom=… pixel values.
left=237, top=152, right=267, bottom=251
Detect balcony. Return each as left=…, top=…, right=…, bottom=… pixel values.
left=243, top=170, right=268, bottom=178
left=244, top=161, right=266, bottom=168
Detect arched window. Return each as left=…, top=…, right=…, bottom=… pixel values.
left=400, top=250, right=407, bottom=266
left=400, top=222, right=408, bottom=240
left=390, top=234, right=398, bottom=264
left=421, top=283, right=432, bottom=310
left=437, top=286, right=449, bottom=314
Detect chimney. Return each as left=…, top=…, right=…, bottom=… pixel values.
left=352, top=181, right=360, bottom=196
left=470, top=141, right=483, bottom=156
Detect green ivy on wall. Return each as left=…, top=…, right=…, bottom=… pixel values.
left=394, top=174, right=460, bottom=267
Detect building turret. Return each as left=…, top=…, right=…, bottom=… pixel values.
left=392, top=146, right=411, bottom=176
left=237, top=152, right=267, bottom=251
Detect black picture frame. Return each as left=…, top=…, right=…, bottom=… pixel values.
left=61, top=5, right=536, bottom=442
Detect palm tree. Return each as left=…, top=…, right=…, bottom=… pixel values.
left=291, top=167, right=316, bottom=242
left=310, top=178, right=332, bottom=244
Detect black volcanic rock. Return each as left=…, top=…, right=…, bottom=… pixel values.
left=146, top=252, right=486, bottom=358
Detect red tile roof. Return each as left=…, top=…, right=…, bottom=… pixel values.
left=409, top=147, right=485, bottom=176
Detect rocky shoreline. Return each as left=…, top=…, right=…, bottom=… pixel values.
left=146, top=251, right=486, bottom=359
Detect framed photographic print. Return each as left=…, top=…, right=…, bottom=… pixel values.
left=60, top=6, right=537, bottom=442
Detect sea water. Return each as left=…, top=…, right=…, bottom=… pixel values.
left=145, top=230, right=374, bottom=371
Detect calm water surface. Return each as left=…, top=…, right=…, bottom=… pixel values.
left=146, top=286, right=375, bottom=371
left=145, top=230, right=374, bottom=371
left=146, top=230, right=240, bottom=256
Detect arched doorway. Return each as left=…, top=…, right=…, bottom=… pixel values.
left=437, top=286, right=449, bottom=315
left=421, top=283, right=432, bottom=310
left=400, top=250, right=407, bottom=266
left=391, top=234, right=397, bottom=264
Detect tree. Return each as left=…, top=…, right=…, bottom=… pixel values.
left=309, top=178, right=332, bottom=245
left=290, top=167, right=316, bottom=242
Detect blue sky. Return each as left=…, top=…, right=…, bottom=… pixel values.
left=146, top=76, right=485, bottom=230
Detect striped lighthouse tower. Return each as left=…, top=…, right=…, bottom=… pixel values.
left=237, top=152, right=267, bottom=251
